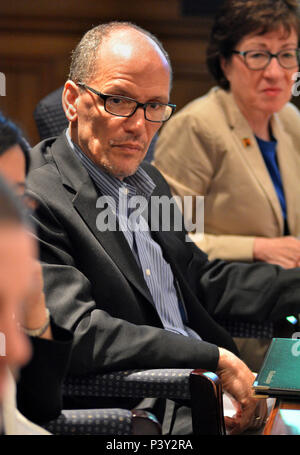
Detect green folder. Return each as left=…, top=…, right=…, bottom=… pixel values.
left=253, top=338, right=300, bottom=397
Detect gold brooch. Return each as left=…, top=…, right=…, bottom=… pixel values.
left=242, top=137, right=251, bottom=147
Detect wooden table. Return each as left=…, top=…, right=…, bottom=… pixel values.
left=264, top=398, right=300, bottom=435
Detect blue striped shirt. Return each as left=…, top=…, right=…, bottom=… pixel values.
left=66, top=131, right=200, bottom=340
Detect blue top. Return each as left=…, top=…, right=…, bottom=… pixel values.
left=256, top=135, right=287, bottom=222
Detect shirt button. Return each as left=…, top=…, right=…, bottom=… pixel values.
left=145, top=268, right=151, bottom=276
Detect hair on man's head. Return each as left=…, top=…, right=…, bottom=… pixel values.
left=69, top=21, right=172, bottom=84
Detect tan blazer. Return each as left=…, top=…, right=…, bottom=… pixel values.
left=154, top=87, right=300, bottom=261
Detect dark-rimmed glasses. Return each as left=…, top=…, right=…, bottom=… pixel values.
left=77, top=82, right=176, bottom=123
left=232, top=48, right=300, bottom=70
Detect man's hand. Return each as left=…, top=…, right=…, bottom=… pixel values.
left=253, top=236, right=300, bottom=269
left=217, top=348, right=267, bottom=434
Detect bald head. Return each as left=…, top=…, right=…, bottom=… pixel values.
left=92, top=27, right=171, bottom=94
left=69, top=21, right=172, bottom=85
left=100, top=26, right=168, bottom=62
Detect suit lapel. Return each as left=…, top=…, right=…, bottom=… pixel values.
left=51, top=134, right=154, bottom=304
left=221, top=90, right=283, bottom=232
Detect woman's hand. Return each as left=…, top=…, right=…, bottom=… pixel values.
left=253, top=236, right=300, bottom=269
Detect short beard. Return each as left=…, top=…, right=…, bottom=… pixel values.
left=99, top=159, right=141, bottom=180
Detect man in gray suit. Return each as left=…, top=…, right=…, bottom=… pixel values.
left=26, top=21, right=300, bottom=434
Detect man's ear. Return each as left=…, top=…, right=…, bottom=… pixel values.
left=62, top=80, right=79, bottom=122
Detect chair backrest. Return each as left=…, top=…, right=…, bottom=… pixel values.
left=34, top=87, right=158, bottom=162
left=34, top=87, right=68, bottom=140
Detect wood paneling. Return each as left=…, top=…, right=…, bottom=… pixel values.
left=0, top=0, right=214, bottom=145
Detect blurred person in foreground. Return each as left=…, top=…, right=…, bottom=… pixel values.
left=154, top=0, right=300, bottom=370
left=0, top=113, right=73, bottom=426
left=0, top=175, right=50, bottom=434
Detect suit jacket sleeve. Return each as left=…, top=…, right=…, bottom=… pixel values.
left=145, top=163, right=300, bottom=326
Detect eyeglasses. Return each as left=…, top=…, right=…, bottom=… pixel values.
left=77, top=82, right=176, bottom=123
left=231, top=48, right=300, bottom=70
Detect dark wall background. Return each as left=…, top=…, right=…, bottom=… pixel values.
left=181, top=0, right=224, bottom=15
left=0, top=0, right=218, bottom=145
left=1, top=0, right=298, bottom=146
